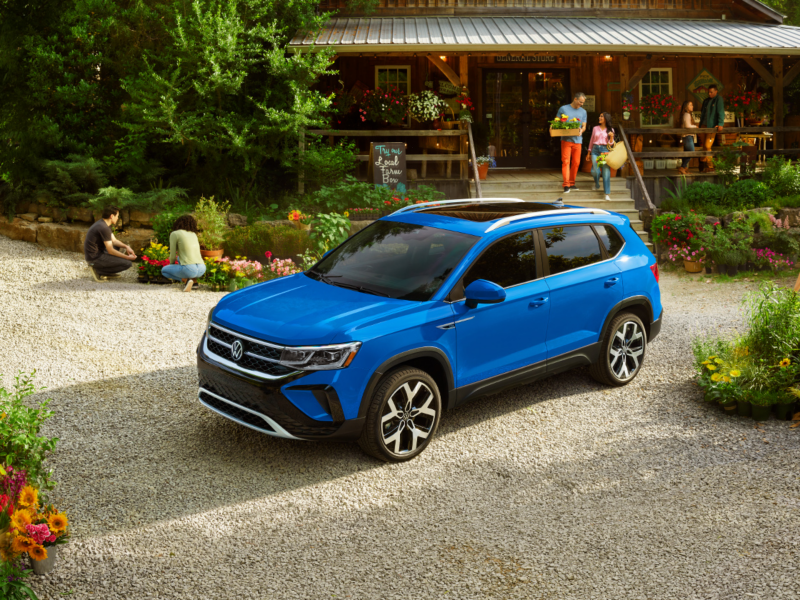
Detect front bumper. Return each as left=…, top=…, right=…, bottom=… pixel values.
left=197, top=336, right=365, bottom=441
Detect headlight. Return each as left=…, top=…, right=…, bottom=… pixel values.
left=280, top=342, right=361, bottom=371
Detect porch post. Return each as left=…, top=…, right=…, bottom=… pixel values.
left=460, top=56, right=469, bottom=180
left=774, top=57, right=784, bottom=151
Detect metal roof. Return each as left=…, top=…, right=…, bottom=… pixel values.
left=289, top=17, right=800, bottom=55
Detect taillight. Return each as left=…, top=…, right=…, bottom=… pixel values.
left=650, top=263, right=660, bottom=283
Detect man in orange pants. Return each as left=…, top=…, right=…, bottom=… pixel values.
left=554, top=92, right=587, bottom=193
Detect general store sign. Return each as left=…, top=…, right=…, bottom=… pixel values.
left=495, top=55, right=557, bottom=63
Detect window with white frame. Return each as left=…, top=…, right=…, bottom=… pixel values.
left=375, top=66, right=410, bottom=94
left=639, top=68, right=673, bottom=127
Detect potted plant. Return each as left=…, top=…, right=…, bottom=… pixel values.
left=138, top=241, right=172, bottom=283
left=359, top=87, right=407, bottom=127
left=288, top=210, right=312, bottom=231
left=195, top=196, right=230, bottom=258
left=407, top=90, right=446, bottom=126
left=549, top=113, right=582, bottom=137
left=638, top=93, right=680, bottom=126
left=474, top=156, right=495, bottom=180
left=622, top=95, right=634, bottom=121
left=456, top=89, right=474, bottom=123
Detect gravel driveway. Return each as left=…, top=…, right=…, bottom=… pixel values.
left=1, top=236, right=798, bottom=600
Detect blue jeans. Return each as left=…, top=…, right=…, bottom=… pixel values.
left=161, top=263, right=206, bottom=281
left=591, top=145, right=611, bottom=195
left=682, top=136, right=695, bottom=168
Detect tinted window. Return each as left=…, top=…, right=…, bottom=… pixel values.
left=308, top=221, right=477, bottom=301
left=463, top=231, right=535, bottom=289
left=542, top=226, right=603, bottom=275
left=595, top=225, right=625, bottom=257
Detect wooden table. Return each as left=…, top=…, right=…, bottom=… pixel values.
left=740, top=132, right=773, bottom=165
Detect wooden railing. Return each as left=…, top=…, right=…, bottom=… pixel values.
left=619, top=125, right=800, bottom=211
left=303, top=126, right=484, bottom=196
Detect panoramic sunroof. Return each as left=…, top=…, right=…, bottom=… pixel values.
left=419, top=201, right=564, bottom=223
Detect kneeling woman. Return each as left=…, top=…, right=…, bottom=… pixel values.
left=161, top=215, right=206, bottom=292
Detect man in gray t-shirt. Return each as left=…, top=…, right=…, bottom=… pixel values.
left=83, top=206, right=137, bottom=281
left=555, top=92, right=587, bottom=193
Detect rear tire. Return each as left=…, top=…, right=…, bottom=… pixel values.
left=590, top=312, right=647, bottom=386
left=358, top=367, right=441, bottom=462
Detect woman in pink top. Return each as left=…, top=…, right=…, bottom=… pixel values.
left=585, top=112, right=615, bottom=200
left=678, top=100, right=698, bottom=175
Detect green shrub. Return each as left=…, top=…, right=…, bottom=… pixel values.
left=682, top=182, right=725, bottom=209
left=89, top=183, right=188, bottom=213
left=722, top=179, right=774, bottom=211
left=761, top=156, right=800, bottom=197
left=772, top=195, right=800, bottom=209
left=269, top=225, right=312, bottom=260
left=757, top=227, right=800, bottom=257
left=297, top=138, right=359, bottom=192
left=223, top=222, right=274, bottom=261
left=743, top=282, right=800, bottom=363
left=38, top=154, right=108, bottom=207
left=307, top=175, right=393, bottom=213
left=0, top=372, right=58, bottom=494
left=151, top=204, right=194, bottom=245
left=195, top=196, right=230, bottom=251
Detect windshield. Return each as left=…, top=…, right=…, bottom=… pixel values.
left=306, top=220, right=477, bottom=301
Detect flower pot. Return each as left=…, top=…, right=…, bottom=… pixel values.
left=294, top=222, right=310, bottom=231
left=775, top=402, right=795, bottom=420
left=31, top=545, right=57, bottom=575
left=477, top=163, right=489, bottom=180
left=717, top=264, right=727, bottom=276
left=228, top=279, right=239, bottom=292
left=737, top=400, right=752, bottom=417
left=750, top=403, right=772, bottom=421
left=705, top=266, right=713, bottom=275
left=200, top=249, right=224, bottom=259
left=727, top=264, right=738, bottom=276
left=720, top=400, right=737, bottom=415
left=622, top=111, right=631, bottom=120
left=440, top=120, right=462, bottom=130
left=684, top=260, right=703, bottom=273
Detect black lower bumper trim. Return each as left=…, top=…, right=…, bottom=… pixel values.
left=650, top=310, right=663, bottom=342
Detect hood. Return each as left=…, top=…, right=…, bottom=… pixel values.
left=212, top=273, right=419, bottom=345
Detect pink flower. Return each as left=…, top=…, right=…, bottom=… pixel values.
left=47, top=535, right=56, bottom=543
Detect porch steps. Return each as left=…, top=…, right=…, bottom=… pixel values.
left=472, top=173, right=652, bottom=250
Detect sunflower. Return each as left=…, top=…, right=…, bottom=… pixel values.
left=17, top=486, right=38, bottom=509
left=779, top=358, right=791, bottom=368
left=714, top=358, right=724, bottom=364
left=11, top=536, right=35, bottom=553
left=48, top=513, right=68, bottom=534
left=11, top=509, right=33, bottom=532
left=28, top=544, right=47, bottom=562
left=706, top=364, right=718, bottom=371
left=710, top=373, right=722, bottom=382
left=729, top=369, right=741, bottom=378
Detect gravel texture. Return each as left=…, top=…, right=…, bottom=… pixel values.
left=0, top=236, right=798, bottom=600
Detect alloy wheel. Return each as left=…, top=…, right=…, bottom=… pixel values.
left=381, top=380, right=437, bottom=456
left=608, top=320, right=645, bottom=381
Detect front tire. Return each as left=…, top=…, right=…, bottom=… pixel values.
left=590, top=312, right=647, bottom=386
left=358, top=367, right=441, bottom=462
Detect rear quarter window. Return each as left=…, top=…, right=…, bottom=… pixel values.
left=594, top=225, right=625, bottom=258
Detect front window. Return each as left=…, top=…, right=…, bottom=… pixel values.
left=307, top=221, right=477, bottom=302
left=639, top=68, right=673, bottom=127
left=375, top=66, right=410, bottom=94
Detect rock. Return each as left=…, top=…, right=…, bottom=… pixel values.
left=37, top=223, right=87, bottom=253
left=67, top=207, right=94, bottom=223
left=18, top=213, right=38, bottom=222
left=37, top=216, right=53, bottom=223
left=27, top=203, right=43, bottom=216
left=117, top=228, right=155, bottom=255
left=0, top=216, right=37, bottom=243
left=129, top=210, right=155, bottom=227
left=14, top=201, right=30, bottom=214
left=777, top=207, right=800, bottom=227
left=228, top=213, right=248, bottom=228
left=704, top=216, right=719, bottom=226
left=721, top=211, right=745, bottom=226
left=254, top=220, right=296, bottom=229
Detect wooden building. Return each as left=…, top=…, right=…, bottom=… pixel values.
left=291, top=1, right=800, bottom=182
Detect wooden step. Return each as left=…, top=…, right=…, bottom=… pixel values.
left=477, top=181, right=630, bottom=193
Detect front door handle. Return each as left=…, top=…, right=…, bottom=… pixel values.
left=529, top=297, right=549, bottom=308
left=605, top=277, right=620, bottom=288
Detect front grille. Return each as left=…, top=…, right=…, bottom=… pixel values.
left=206, top=324, right=296, bottom=378
left=199, top=390, right=275, bottom=433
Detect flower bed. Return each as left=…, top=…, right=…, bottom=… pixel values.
left=692, top=283, right=800, bottom=421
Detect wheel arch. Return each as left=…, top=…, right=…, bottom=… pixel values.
left=600, top=296, right=654, bottom=341
left=359, top=348, right=455, bottom=417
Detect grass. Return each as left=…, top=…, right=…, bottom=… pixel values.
left=659, top=261, right=800, bottom=286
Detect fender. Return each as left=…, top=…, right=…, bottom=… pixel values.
left=359, top=347, right=456, bottom=417
left=600, top=295, right=654, bottom=339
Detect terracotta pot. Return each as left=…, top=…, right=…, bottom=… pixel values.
left=683, top=260, right=703, bottom=273
left=200, top=248, right=224, bottom=259
left=477, top=163, right=489, bottom=180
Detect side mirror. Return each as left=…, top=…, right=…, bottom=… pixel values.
left=464, top=279, right=506, bottom=309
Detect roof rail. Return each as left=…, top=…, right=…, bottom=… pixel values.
left=389, top=197, right=525, bottom=216
left=485, top=208, right=611, bottom=233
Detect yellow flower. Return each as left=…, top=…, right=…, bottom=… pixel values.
left=729, top=369, right=741, bottom=378
left=723, top=376, right=731, bottom=383
left=701, top=360, right=711, bottom=365
left=18, top=486, right=38, bottom=509
left=706, top=364, right=717, bottom=371
left=714, top=358, right=724, bottom=364
left=11, top=536, right=35, bottom=554
left=343, top=211, right=349, bottom=218
left=0, top=464, right=5, bottom=476
left=48, top=513, right=68, bottom=534
left=710, top=373, right=722, bottom=382
left=779, top=358, right=791, bottom=368
left=11, top=509, right=32, bottom=532
left=29, top=544, right=47, bottom=562
left=708, top=356, right=717, bottom=360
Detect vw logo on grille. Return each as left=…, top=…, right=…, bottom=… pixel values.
left=230, top=340, right=244, bottom=361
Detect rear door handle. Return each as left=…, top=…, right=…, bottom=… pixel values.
left=529, top=297, right=549, bottom=308
left=605, top=277, right=620, bottom=288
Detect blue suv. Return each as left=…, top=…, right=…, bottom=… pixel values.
left=198, top=200, right=662, bottom=461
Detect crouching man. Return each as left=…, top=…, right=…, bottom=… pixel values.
left=84, top=206, right=137, bottom=281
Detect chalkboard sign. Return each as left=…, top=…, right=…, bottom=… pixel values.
left=369, top=142, right=407, bottom=193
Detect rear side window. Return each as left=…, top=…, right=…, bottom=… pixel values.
left=594, top=225, right=625, bottom=258
left=542, top=226, right=603, bottom=276
left=463, top=231, right=536, bottom=289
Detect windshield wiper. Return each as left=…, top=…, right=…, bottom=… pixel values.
left=307, top=270, right=342, bottom=285
left=307, top=270, right=389, bottom=297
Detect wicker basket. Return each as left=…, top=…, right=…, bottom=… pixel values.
left=684, top=260, right=703, bottom=273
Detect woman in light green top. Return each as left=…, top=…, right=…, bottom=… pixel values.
left=161, top=215, right=206, bottom=292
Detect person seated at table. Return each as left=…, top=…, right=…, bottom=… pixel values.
left=161, top=215, right=206, bottom=292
